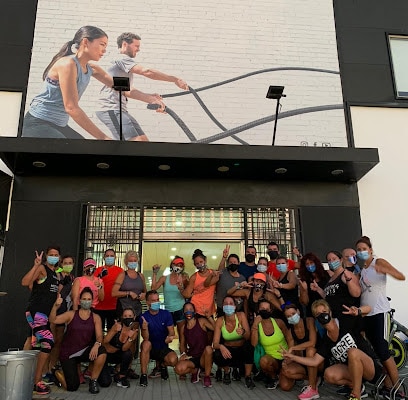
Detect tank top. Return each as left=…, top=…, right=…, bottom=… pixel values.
left=289, top=318, right=309, bottom=345
left=221, top=314, right=243, bottom=342
left=29, top=55, right=92, bottom=126
left=259, top=318, right=288, bottom=359
left=109, top=331, right=124, bottom=350
left=360, top=257, right=390, bottom=316
left=184, top=319, right=208, bottom=358
left=59, top=311, right=95, bottom=361
left=27, top=265, right=59, bottom=315
left=163, top=274, right=185, bottom=312
left=191, top=272, right=216, bottom=315
left=279, top=272, right=300, bottom=307
left=116, top=272, right=144, bottom=315
left=74, top=276, right=101, bottom=308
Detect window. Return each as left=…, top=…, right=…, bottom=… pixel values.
left=389, top=35, right=408, bottom=99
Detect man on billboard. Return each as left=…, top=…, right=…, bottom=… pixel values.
left=96, top=32, right=189, bottom=141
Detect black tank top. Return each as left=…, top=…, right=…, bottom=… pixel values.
left=289, top=318, right=309, bottom=345
left=279, top=272, right=299, bottom=307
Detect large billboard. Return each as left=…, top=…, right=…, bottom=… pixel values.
left=19, top=0, right=347, bottom=146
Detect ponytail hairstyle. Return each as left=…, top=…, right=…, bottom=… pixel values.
left=42, top=25, right=108, bottom=80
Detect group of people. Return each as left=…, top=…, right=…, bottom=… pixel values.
left=21, top=236, right=405, bottom=400
left=22, top=26, right=189, bottom=141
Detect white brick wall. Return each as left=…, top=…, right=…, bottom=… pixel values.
left=23, top=0, right=347, bottom=146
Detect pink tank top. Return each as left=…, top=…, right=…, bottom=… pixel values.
left=75, top=276, right=101, bottom=308
left=191, top=272, right=216, bottom=316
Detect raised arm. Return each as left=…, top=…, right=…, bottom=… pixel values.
left=151, top=265, right=166, bottom=290
left=218, top=245, right=230, bottom=271
left=342, top=269, right=361, bottom=298
left=376, top=258, right=406, bottom=280
left=21, top=251, right=45, bottom=287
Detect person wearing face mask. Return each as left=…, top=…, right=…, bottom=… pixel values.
left=266, top=241, right=300, bottom=280
left=103, top=307, right=139, bottom=388
left=213, top=296, right=255, bottom=389
left=279, top=304, right=320, bottom=400
left=22, top=245, right=61, bottom=396
left=251, top=299, right=294, bottom=390
left=174, top=302, right=215, bottom=388
left=342, top=248, right=361, bottom=275
left=139, top=290, right=178, bottom=387
left=71, top=258, right=104, bottom=311
left=238, top=245, right=258, bottom=280
left=355, top=236, right=405, bottom=398
left=50, top=287, right=107, bottom=394
left=282, top=300, right=381, bottom=400
left=94, top=249, right=123, bottom=331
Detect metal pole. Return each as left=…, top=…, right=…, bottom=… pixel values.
left=119, top=89, right=123, bottom=141
left=272, top=98, right=281, bottom=146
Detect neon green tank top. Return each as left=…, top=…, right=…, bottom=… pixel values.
left=221, top=314, right=243, bottom=341
left=258, top=318, right=288, bottom=360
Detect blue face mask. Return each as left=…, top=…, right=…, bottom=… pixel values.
left=47, top=256, right=59, bottom=265
left=184, top=310, right=195, bottom=318
left=150, top=301, right=161, bottom=311
left=357, top=251, right=370, bottom=261
left=128, top=262, right=138, bottom=270
left=287, top=313, right=301, bottom=325
left=105, top=256, right=115, bottom=266
left=277, top=263, right=287, bottom=273
left=328, top=260, right=341, bottom=271
left=223, top=305, right=236, bottom=316
left=306, top=264, right=316, bottom=273
left=257, top=264, right=267, bottom=273
left=348, top=255, right=357, bottom=265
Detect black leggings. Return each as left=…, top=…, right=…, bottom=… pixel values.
left=213, top=341, right=254, bottom=368
left=106, top=350, right=133, bottom=375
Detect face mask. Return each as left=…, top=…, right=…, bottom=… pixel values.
left=122, top=317, right=134, bottom=327
left=62, top=265, right=73, bottom=274
left=277, top=263, right=287, bottom=273
left=357, top=250, right=370, bottom=261
left=173, top=266, right=183, bottom=274
left=196, top=264, right=207, bottom=272
left=255, top=283, right=265, bottom=292
left=47, top=256, right=59, bottom=265
left=316, top=312, right=331, bottom=325
left=150, top=301, right=161, bottom=311
left=184, top=310, right=195, bottom=318
left=348, top=255, right=357, bottom=265
left=259, top=310, right=272, bottom=320
left=227, top=264, right=239, bottom=272
left=84, top=267, right=95, bottom=276
left=306, top=264, right=316, bottom=273
left=257, top=264, right=267, bottom=273
left=105, top=256, right=115, bottom=266
left=223, top=305, right=236, bottom=316
left=127, top=262, right=138, bottom=270
left=328, top=260, right=341, bottom=271
left=287, top=313, right=301, bottom=325
left=245, top=254, right=256, bottom=263
left=268, top=250, right=279, bottom=259
left=80, top=299, right=92, bottom=310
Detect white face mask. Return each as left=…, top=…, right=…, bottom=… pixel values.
left=257, top=264, right=267, bottom=273
left=172, top=266, right=183, bottom=274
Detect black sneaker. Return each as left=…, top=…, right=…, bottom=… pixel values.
left=253, top=370, right=266, bottom=382
left=245, top=376, right=255, bottom=390
left=113, top=374, right=121, bottom=384
left=215, top=369, right=223, bottom=382
left=117, top=377, right=130, bottom=388
left=223, top=371, right=231, bottom=385
left=140, top=374, right=148, bottom=387
left=337, top=385, right=352, bottom=397
left=265, top=378, right=278, bottom=390
left=161, top=366, right=169, bottom=380
left=127, top=369, right=140, bottom=379
left=232, top=368, right=241, bottom=381
left=89, top=379, right=100, bottom=394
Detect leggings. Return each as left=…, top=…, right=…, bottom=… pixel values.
left=25, top=311, right=54, bottom=353
left=213, top=341, right=254, bottom=368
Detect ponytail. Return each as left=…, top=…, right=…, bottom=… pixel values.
left=42, top=40, right=75, bottom=80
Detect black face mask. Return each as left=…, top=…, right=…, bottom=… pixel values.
left=316, top=312, right=331, bottom=325
left=245, top=254, right=256, bottom=263
left=122, top=317, right=135, bottom=327
left=259, top=310, right=272, bottom=320
left=227, top=264, right=239, bottom=272
left=268, top=250, right=279, bottom=259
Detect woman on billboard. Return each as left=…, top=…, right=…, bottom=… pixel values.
left=22, top=26, right=113, bottom=140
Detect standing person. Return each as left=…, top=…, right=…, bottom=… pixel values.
left=21, top=246, right=60, bottom=396
left=96, top=32, right=189, bottom=141
left=94, top=249, right=123, bottom=331
left=22, top=26, right=112, bottom=139
left=356, top=236, right=406, bottom=398
left=139, top=290, right=178, bottom=387
left=266, top=241, right=300, bottom=280
left=238, top=246, right=258, bottom=281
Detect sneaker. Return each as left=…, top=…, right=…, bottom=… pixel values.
left=337, top=385, right=352, bottom=397
left=113, top=374, right=121, bottom=384
left=347, top=394, right=360, bottom=400
left=191, top=368, right=201, bottom=383
left=265, top=378, right=278, bottom=390
left=245, top=376, right=255, bottom=390
left=223, top=371, right=231, bottom=385
left=33, top=381, right=50, bottom=395
left=298, top=386, right=320, bottom=400
left=139, top=374, right=148, bottom=387
left=161, top=366, right=169, bottom=380
left=148, top=367, right=161, bottom=379
left=232, top=368, right=241, bottom=381
left=203, top=376, right=212, bottom=388
left=127, top=368, right=140, bottom=379
left=42, top=372, right=56, bottom=386
left=215, top=369, right=223, bottom=382
left=253, top=370, right=266, bottom=382
left=379, top=387, right=404, bottom=400
left=361, top=384, right=368, bottom=399
left=117, top=377, right=130, bottom=388
left=89, top=379, right=100, bottom=394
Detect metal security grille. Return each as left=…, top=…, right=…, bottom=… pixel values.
left=85, top=205, right=141, bottom=268
left=247, top=208, right=298, bottom=259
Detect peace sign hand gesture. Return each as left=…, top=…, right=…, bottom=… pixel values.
left=34, top=251, right=43, bottom=267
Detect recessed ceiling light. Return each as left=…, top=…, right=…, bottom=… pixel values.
left=96, top=162, right=110, bottom=169
left=158, top=164, right=171, bottom=171
left=275, top=167, right=287, bottom=174
left=218, top=166, right=229, bottom=172
left=331, top=169, right=344, bottom=175
left=32, top=161, right=46, bottom=168
left=169, top=256, right=175, bottom=260
left=212, top=255, right=217, bottom=259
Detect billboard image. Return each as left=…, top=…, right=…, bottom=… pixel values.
left=20, top=0, right=347, bottom=146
